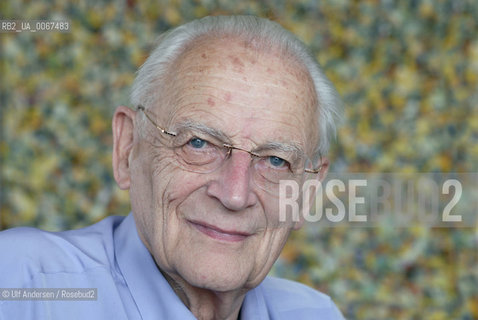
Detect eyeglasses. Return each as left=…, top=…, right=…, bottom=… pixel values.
left=137, top=105, right=322, bottom=196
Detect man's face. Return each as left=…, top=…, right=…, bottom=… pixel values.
left=129, top=38, right=318, bottom=292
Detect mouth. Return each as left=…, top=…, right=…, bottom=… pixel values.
left=188, top=220, right=252, bottom=242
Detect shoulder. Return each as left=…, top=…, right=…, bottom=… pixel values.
left=258, top=276, right=344, bottom=319
left=0, top=215, right=125, bottom=285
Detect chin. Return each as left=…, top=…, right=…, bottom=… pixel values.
left=179, top=257, right=253, bottom=293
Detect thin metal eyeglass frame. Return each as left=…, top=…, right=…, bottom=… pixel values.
left=136, top=105, right=322, bottom=174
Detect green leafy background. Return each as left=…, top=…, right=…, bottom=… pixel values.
left=1, top=0, right=477, bottom=318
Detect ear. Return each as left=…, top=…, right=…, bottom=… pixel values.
left=112, top=106, right=137, bottom=190
left=292, top=157, right=330, bottom=230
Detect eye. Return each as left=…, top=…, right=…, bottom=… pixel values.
left=268, top=156, right=287, bottom=168
left=188, top=137, right=207, bottom=149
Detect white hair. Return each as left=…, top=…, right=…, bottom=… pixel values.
left=131, top=15, right=342, bottom=157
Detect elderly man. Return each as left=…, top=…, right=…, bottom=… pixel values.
left=0, top=16, right=343, bottom=319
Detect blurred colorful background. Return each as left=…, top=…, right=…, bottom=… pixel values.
left=1, top=0, right=477, bottom=318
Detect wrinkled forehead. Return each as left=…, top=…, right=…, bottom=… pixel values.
left=176, top=35, right=315, bottom=88
left=154, top=36, right=319, bottom=152
left=161, top=36, right=317, bottom=101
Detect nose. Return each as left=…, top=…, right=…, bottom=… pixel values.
left=206, top=150, right=258, bottom=211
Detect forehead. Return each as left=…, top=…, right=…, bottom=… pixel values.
left=158, top=37, right=318, bottom=151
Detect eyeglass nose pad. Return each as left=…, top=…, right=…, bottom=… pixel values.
left=225, top=147, right=233, bottom=159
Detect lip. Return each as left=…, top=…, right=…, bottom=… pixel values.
left=188, top=220, right=252, bottom=242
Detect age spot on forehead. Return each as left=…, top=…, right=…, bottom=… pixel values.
left=228, top=55, right=245, bottom=68
left=207, top=97, right=215, bottom=107
left=228, top=55, right=245, bottom=74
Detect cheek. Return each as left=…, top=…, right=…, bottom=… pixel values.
left=129, top=146, right=177, bottom=228
left=129, top=146, right=155, bottom=211
left=260, top=195, right=298, bottom=230
left=154, top=168, right=210, bottom=205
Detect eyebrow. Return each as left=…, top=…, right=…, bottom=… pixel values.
left=254, top=142, right=305, bottom=159
left=174, top=120, right=306, bottom=159
left=174, top=120, right=232, bottom=143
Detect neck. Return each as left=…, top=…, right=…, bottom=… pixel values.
left=161, top=269, right=247, bottom=320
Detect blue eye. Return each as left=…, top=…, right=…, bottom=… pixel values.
left=189, top=137, right=207, bottom=149
left=268, top=156, right=286, bottom=167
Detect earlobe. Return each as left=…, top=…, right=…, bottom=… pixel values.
left=112, top=106, right=137, bottom=190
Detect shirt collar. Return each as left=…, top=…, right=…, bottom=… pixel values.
left=240, top=285, right=269, bottom=320
left=114, top=213, right=196, bottom=320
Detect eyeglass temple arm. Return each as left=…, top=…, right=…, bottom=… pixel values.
left=305, top=158, right=324, bottom=173
left=136, top=105, right=177, bottom=137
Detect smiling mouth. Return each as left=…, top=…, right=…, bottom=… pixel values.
left=188, top=220, right=251, bottom=242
